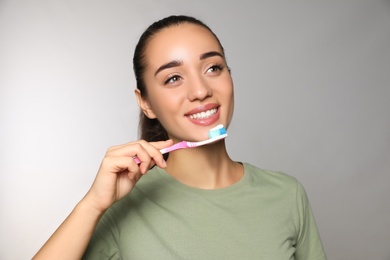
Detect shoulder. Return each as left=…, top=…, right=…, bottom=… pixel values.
left=132, top=166, right=165, bottom=192
left=242, top=162, right=311, bottom=206
left=243, top=162, right=299, bottom=190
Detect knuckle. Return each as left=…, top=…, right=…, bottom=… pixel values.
left=99, top=157, right=112, bottom=170
left=138, top=140, right=148, bottom=146
left=133, top=142, right=144, bottom=149
left=106, top=145, right=118, bottom=155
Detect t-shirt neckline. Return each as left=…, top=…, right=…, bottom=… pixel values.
left=153, top=162, right=251, bottom=196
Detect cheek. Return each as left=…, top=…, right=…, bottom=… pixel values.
left=148, top=90, right=182, bottom=119
left=223, top=78, right=235, bottom=122
left=221, top=77, right=234, bottom=101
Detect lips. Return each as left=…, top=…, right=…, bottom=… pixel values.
left=185, top=103, right=220, bottom=126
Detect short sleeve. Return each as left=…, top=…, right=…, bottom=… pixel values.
left=294, top=181, right=327, bottom=260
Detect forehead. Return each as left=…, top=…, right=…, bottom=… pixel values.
left=144, top=23, right=222, bottom=64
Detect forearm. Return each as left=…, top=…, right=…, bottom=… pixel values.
left=33, top=140, right=170, bottom=259
left=33, top=198, right=104, bottom=260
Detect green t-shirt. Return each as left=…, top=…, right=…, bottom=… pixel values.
left=83, top=163, right=326, bottom=259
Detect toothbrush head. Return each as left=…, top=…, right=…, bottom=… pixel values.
left=208, top=124, right=227, bottom=139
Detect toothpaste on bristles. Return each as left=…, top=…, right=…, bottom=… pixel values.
left=208, top=124, right=227, bottom=139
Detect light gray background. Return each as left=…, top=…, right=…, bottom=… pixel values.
left=1, top=1, right=389, bottom=259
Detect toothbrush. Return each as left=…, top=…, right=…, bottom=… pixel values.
left=133, top=124, right=228, bottom=164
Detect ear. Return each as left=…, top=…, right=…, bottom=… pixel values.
left=134, top=89, right=157, bottom=119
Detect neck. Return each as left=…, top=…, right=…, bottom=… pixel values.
left=164, top=140, right=243, bottom=189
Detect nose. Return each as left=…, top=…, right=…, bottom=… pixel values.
left=187, top=75, right=212, bottom=101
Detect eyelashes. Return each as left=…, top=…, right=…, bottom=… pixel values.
left=206, top=64, right=224, bottom=73
left=163, top=63, right=226, bottom=85
left=164, top=75, right=181, bottom=85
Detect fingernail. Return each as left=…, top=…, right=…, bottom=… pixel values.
left=161, top=159, right=167, bottom=168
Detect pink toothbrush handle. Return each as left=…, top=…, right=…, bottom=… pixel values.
left=133, top=141, right=188, bottom=164
left=159, top=141, right=188, bottom=153
left=133, top=157, right=141, bottom=164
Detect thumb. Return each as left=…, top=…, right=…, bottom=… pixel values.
left=150, top=139, right=174, bottom=150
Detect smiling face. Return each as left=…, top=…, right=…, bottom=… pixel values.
left=136, top=23, right=234, bottom=142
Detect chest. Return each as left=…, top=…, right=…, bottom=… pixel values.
left=118, top=189, right=297, bottom=259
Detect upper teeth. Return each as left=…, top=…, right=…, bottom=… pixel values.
left=189, top=108, right=217, bottom=119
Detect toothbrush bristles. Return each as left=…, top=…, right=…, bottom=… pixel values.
left=208, top=124, right=227, bottom=138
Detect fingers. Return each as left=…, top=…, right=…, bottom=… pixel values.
left=88, top=139, right=173, bottom=211
left=105, top=139, right=173, bottom=174
left=150, top=139, right=175, bottom=150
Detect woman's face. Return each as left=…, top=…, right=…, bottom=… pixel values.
left=138, top=23, right=234, bottom=142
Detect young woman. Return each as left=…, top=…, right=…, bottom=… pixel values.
left=34, top=15, right=326, bottom=259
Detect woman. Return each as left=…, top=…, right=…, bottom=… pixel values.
left=34, top=15, right=326, bottom=259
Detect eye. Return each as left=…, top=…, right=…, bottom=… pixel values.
left=164, top=75, right=182, bottom=85
left=206, top=64, right=224, bottom=74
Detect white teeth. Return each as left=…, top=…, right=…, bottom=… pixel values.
left=189, top=108, right=217, bottom=119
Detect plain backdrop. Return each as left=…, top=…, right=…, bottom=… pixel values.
left=1, top=1, right=389, bottom=259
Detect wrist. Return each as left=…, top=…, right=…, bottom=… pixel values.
left=76, top=195, right=106, bottom=221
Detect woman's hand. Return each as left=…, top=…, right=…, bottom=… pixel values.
left=83, top=139, right=173, bottom=214
left=33, top=139, right=173, bottom=260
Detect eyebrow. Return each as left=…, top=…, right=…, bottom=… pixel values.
left=199, top=51, right=224, bottom=60
left=154, top=60, right=183, bottom=76
left=154, top=51, right=224, bottom=76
